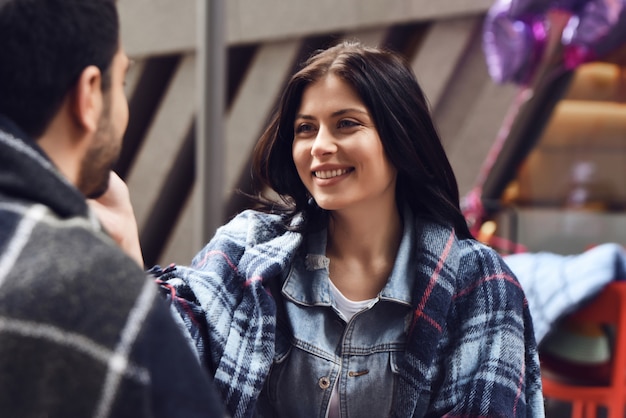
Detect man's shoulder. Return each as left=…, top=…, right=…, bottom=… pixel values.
left=0, top=198, right=156, bottom=348
left=0, top=197, right=147, bottom=306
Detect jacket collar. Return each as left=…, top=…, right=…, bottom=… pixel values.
left=283, top=206, right=418, bottom=307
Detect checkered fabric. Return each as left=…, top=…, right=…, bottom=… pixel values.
left=0, top=115, right=224, bottom=418
left=156, top=208, right=545, bottom=418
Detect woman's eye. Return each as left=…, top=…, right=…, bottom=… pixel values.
left=295, top=123, right=314, bottom=134
left=338, top=119, right=359, bottom=129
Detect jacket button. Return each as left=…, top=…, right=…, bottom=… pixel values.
left=318, top=376, right=331, bottom=389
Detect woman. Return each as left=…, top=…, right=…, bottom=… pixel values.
left=100, top=41, right=544, bottom=417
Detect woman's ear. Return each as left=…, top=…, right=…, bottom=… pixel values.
left=71, top=65, right=103, bottom=133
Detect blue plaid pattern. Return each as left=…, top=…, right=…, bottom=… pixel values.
left=157, top=211, right=545, bottom=418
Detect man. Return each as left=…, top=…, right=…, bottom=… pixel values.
left=0, top=0, right=224, bottom=416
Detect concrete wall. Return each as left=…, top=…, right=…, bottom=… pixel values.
left=116, top=0, right=519, bottom=265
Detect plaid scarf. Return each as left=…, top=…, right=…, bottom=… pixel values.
left=0, top=115, right=225, bottom=417
left=155, top=210, right=545, bottom=418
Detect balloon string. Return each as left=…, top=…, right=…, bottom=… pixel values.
left=463, top=86, right=533, bottom=237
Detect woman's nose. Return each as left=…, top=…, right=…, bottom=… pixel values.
left=310, top=127, right=336, bottom=157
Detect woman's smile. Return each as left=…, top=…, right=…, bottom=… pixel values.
left=313, top=167, right=353, bottom=179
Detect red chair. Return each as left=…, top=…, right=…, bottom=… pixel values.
left=540, top=281, right=626, bottom=418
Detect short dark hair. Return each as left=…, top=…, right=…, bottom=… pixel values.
left=252, top=41, right=472, bottom=238
left=0, top=0, right=119, bottom=138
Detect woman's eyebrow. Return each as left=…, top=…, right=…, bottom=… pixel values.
left=295, top=108, right=369, bottom=120
left=331, top=108, right=369, bottom=117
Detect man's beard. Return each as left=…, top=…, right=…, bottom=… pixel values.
left=77, top=97, right=121, bottom=199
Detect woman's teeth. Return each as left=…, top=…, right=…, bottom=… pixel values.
left=314, top=169, right=350, bottom=179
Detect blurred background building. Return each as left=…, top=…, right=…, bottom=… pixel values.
left=115, top=0, right=626, bottom=267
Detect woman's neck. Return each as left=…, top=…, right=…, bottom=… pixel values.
left=325, top=201, right=403, bottom=300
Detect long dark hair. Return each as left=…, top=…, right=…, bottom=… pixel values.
left=252, top=41, right=471, bottom=239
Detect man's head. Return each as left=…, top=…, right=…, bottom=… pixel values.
left=0, top=0, right=129, bottom=198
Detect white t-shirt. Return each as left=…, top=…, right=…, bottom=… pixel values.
left=327, top=278, right=377, bottom=418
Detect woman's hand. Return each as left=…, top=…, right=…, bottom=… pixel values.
left=88, top=171, right=144, bottom=267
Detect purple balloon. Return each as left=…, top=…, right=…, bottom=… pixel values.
left=483, top=0, right=549, bottom=83
left=509, top=0, right=587, bottom=19
left=483, top=0, right=626, bottom=83
left=562, top=0, right=626, bottom=67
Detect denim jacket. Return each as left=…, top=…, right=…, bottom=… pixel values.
left=153, top=209, right=545, bottom=418
left=259, top=212, right=422, bottom=417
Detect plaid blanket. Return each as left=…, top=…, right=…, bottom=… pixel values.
left=0, top=115, right=224, bottom=417
left=155, top=210, right=545, bottom=417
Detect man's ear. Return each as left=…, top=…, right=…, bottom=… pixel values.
left=71, top=65, right=103, bottom=133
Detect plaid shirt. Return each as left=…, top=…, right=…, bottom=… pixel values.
left=156, top=209, right=545, bottom=418
left=0, top=115, right=224, bottom=418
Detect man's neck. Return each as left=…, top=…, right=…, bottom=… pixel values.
left=36, top=105, right=87, bottom=188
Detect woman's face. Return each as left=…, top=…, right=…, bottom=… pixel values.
left=292, top=74, right=397, bottom=214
